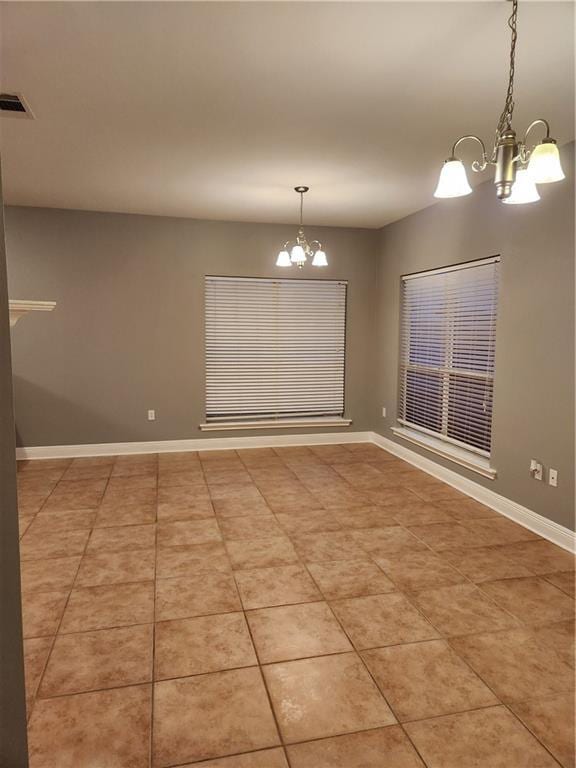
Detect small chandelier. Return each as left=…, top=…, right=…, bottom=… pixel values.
left=276, top=186, right=328, bottom=268
left=434, top=0, right=565, bottom=205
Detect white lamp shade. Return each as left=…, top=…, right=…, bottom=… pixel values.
left=434, top=159, right=472, bottom=198
left=312, top=249, right=328, bottom=267
left=502, top=168, right=541, bottom=205
left=276, top=250, right=292, bottom=267
left=527, top=141, right=565, bottom=184
left=290, top=244, right=306, bottom=264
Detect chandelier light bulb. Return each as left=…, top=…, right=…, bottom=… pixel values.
left=527, top=140, right=565, bottom=184
left=502, top=168, right=541, bottom=205
left=434, top=159, right=472, bottom=199
left=290, top=244, right=306, bottom=264
left=276, top=250, right=292, bottom=267
left=312, top=249, right=328, bottom=267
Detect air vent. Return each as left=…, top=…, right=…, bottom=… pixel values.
left=0, top=93, right=34, bottom=119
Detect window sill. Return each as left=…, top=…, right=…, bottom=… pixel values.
left=200, top=417, right=353, bottom=432
left=390, top=426, right=497, bottom=480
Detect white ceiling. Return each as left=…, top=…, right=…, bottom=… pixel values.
left=0, top=1, right=573, bottom=228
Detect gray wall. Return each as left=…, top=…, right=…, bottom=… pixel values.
left=375, top=143, right=575, bottom=531
left=0, top=159, right=29, bottom=766
left=5, top=207, right=379, bottom=446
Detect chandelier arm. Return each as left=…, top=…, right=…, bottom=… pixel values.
left=451, top=135, right=489, bottom=172
left=519, top=118, right=552, bottom=162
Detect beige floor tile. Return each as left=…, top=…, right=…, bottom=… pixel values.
left=157, top=518, right=221, bottom=547
left=76, top=548, right=156, bottom=587
left=153, top=668, right=279, bottom=766
left=531, top=620, right=575, bottom=668
left=235, top=564, right=321, bottom=609
left=21, top=555, right=81, bottom=593
left=24, top=637, right=53, bottom=715
left=498, top=540, right=576, bottom=575
left=155, top=572, right=241, bottom=621
left=209, top=484, right=269, bottom=502
left=94, top=502, right=156, bottom=527
left=19, top=528, right=90, bottom=561
left=40, top=624, right=153, bottom=697
left=43, top=479, right=108, bottom=510
left=544, top=571, right=575, bottom=598
left=60, top=582, right=154, bottom=633
left=274, top=510, right=342, bottom=535
left=155, top=612, right=257, bottom=679
left=157, top=498, right=215, bottom=521
left=480, top=576, right=575, bottom=625
left=212, top=496, right=272, bottom=518
left=158, top=485, right=211, bottom=507
left=181, top=748, right=289, bottom=767
left=291, top=531, right=368, bottom=563
left=330, top=593, right=438, bottom=649
left=307, top=559, right=395, bottom=599
left=286, top=725, right=425, bottom=768
left=411, top=583, right=519, bottom=636
left=389, top=502, right=454, bottom=526
left=335, top=506, right=398, bottom=529
left=376, top=551, right=466, bottom=592
left=408, top=522, right=489, bottom=550
left=247, top=601, right=352, bottom=662
left=157, top=471, right=207, bottom=491
left=28, top=684, right=151, bottom=768
left=219, top=515, right=285, bottom=540
left=27, top=509, right=96, bottom=532
left=22, top=589, right=69, bottom=638
left=441, top=545, right=534, bottom=582
left=467, top=518, right=539, bottom=545
left=204, top=469, right=253, bottom=487
left=86, top=524, right=156, bottom=553
left=106, top=475, right=157, bottom=492
left=263, top=652, right=396, bottom=743
left=450, top=627, right=574, bottom=702
left=404, top=706, right=560, bottom=768
left=226, top=537, right=299, bottom=570
left=351, top=526, right=427, bottom=557
left=440, top=498, right=501, bottom=522
left=362, top=639, right=497, bottom=722
left=510, top=693, right=575, bottom=768
left=156, top=542, right=231, bottom=578
left=100, top=487, right=157, bottom=510
left=408, top=482, right=469, bottom=504
left=18, top=491, right=49, bottom=516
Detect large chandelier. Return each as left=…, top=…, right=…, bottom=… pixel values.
left=276, top=186, right=328, bottom=268
left=434, top=0, right=565, bottom=205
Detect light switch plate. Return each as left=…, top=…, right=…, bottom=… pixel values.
left=549, top=468, right=558, bottom=487
left=147, top=410, right=156, bottom=421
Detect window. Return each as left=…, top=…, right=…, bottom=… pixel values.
left=398, top=257, right=499, bottom=457
left=204, top=276, right=347, bottom=425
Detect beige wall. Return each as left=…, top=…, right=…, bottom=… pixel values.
left=5, top=207, right=380, bottom=446
left=375, top=142, right=575, bottom=531
left=0, top=161, right=29, bottom=766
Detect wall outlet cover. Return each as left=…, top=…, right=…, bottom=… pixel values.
left=147, top=410, right=156, bottom=421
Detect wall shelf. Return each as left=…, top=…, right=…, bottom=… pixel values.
left=9, top=300, right=56, bottom=327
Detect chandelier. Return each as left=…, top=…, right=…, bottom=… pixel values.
left=434, top=0, right=565, bottom=205
left=276, top=186, right=328, bottom=268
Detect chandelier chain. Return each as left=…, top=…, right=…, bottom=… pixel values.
left=495, top=0, right=518, bottom=142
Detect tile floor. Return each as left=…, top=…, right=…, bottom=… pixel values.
left=16, top=443, right=575, bottom=768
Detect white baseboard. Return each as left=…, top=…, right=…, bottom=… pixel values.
left=15, top=431, right=373, bottom=460
left=372, top=432, right=576, bottom=554
left=15, top=429, right=574, bottom=553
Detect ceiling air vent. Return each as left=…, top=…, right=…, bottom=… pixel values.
left=0, top=93, right=34, bottom=119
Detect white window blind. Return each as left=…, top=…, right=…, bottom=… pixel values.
left=399, top=257, right=499, bottom=457
left=205, top=276, right=347, bottom=422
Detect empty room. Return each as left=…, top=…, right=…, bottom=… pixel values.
left=0, top=1, right=574, bottom=767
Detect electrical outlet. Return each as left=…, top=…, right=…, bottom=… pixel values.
left=147, top=410, right=156, bottom=421
left=382, top=407, right=387, bottom=418
left=529, top=459, right=543, bottom=481
left=549, top=468, right=558, bottom=487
